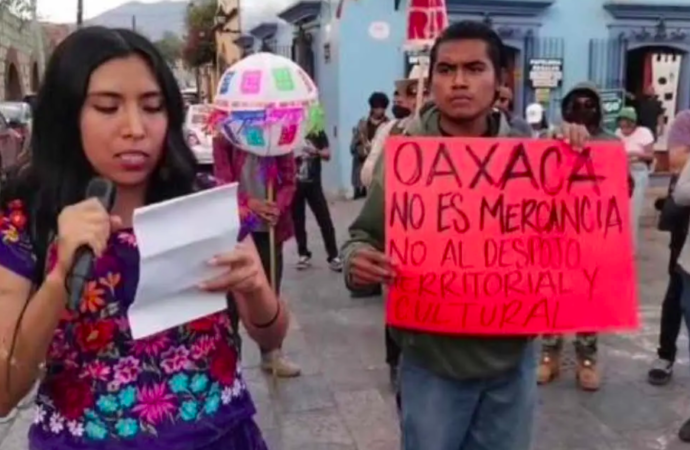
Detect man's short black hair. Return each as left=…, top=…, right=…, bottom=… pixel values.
left=429, top=21, right=506, bottom=81
left=369, top=92, right=390, bottom=109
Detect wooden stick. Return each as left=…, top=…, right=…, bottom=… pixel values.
left=266, top=179, right=278, bottom=386
left=414, top=53, right=428, bottom=115
left=267, top=181, right=276, bottom=291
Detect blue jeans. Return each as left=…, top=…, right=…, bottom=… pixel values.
left=399, top=342, right=537, bottom=450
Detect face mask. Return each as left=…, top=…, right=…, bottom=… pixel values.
left=566, top=98, right=598, bottom=126
left=392, top=105, right=412, bottom=119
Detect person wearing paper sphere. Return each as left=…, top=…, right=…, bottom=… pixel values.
left=0, top=27, right=288, bottom=450
left=211, top=61, right=304, bottom=379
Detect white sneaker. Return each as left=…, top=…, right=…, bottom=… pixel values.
left=296, top=255, right=311, bottom=270
left=328, top=257, right=343, bottom=272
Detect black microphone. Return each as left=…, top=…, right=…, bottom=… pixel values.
left=68, top=177, right=116, bottom=310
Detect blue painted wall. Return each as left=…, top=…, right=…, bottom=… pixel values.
left=273, top=0, right=690, bottom=195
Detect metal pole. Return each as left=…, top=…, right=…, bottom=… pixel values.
left=131, top=15, right=136, bottom=31
left=76, top=0, right=83, bottom=27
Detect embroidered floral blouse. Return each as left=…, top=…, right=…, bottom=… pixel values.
left=0, top=200, right=256, bottom=450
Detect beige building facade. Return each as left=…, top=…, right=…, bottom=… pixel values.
left=0, top=6, right=45, bottom=100
left=215, top=0, right=241, bottom=73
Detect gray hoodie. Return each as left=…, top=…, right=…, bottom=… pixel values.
left=559, top=81, right=619, bottom=141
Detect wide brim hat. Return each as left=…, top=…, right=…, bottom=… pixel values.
left=396, top=64, right=428, bottom=91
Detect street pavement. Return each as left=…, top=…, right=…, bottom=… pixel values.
left=1, top=189, right=690, bottom=449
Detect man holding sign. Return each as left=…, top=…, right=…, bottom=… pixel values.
left=342, top=21, right=635, bottom=450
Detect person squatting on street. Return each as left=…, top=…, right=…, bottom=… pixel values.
left=537, top=81, right=622, bottom=392
left=350, top=92, right=390, bottom=199
left=0, top=27, right=289, bottom=449
left=292, top=108, right=343, bottom=273
left=212, top=92, right=302, bottom=379
left=342, top=21, right=592, bottom=450
left=648, top=110, right=690, bottom=388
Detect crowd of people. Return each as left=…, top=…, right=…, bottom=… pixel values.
left=342, top=20, right=690, bottom=450
left=0, top=17, right=688, bottom=450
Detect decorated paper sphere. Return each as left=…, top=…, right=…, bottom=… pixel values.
left=213, top=52, right=319, bottom=157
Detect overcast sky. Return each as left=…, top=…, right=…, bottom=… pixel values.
left=36, top=0, right=294, bottom=25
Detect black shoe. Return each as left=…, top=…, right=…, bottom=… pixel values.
left=648, top=358, right=673, bottom=386
left=679, top=417, right=690, bottom=442
left=350, top=284, right=382, bottom=298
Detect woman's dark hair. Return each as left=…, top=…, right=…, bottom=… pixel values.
left=2, top=26, right=197, bottom=269
left=429, top=20, right=506, bottom=82
left=368, top=92, right=390, bottom=109
left=1, top=27, right=198, bottom=387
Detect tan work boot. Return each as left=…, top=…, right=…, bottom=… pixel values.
left=537, top=351, right=561, bottom=385
left=261, top=349, right=302, bottom=378
left=576, top=357, right=600, bottom=391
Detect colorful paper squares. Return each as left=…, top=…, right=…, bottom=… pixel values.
left=240, top=71, right=262, bottom=94
left=244, top=126, right=265, bottom=146
left=219, top=72, right=234, bottom=94
left=272, top=68, right=295, bottom=91
left=231, top=110, right=266, bottom=123
left=278, top=124, right=297, bottom=145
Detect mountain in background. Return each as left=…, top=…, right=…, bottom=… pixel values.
left=85, top=1, right=188, bottom=40
left=84, top=0, right=290, bottom=41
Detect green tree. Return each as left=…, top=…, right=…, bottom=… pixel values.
left=154, top=32, right=183, bottom=65
left=183, top=0, right=216, bottom=68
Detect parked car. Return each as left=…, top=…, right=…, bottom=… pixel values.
left=0, top=111, right=23, bottom=174
left=184, top=104, right=213, bottom=168
left=0, top=102, right=32, bottom=150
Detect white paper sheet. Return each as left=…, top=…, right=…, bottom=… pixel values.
left=128, top=183, right=240, bottom=340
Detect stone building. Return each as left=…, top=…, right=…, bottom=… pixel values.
left=41, top=22, right=72, bottom=60
left=0, top=5, right=45, bottom=100
left=215, top=0, right=241, bottom=71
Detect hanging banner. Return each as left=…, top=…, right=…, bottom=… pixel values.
left=384, top=137, right=638, bottom=335
left=405, top=0, right=448, bottom=49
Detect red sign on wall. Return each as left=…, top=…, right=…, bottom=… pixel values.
left=406, top=0, right=448, bottom=49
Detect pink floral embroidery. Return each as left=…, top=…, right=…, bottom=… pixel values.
left=132, top=383, right=176, bottom=425
left=132, top=333, right=171, bottom=357
left=113, top=356, right=141, bottom=385
left=190, top=336, right=217, bottom=360
left=83, top=361, right=111, bottom=382
left=160, top=346, right=191, bottom=374
left=114, top=316, right=130, bottom=333
left=0, top=202, right=247, bottom=442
